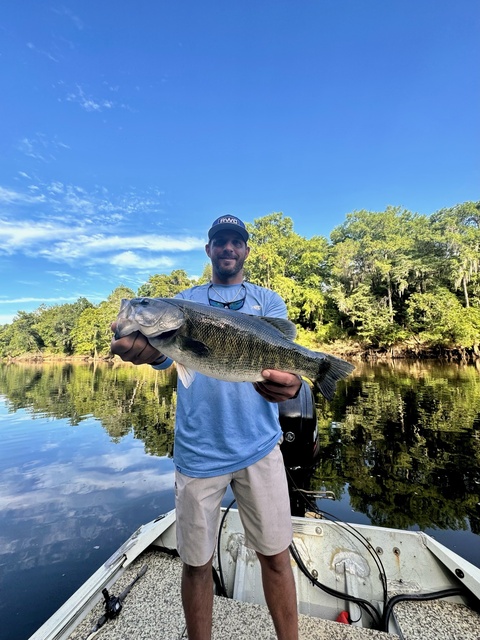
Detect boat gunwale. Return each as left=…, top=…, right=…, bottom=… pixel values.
left=28, top=510, right=177, bottom=640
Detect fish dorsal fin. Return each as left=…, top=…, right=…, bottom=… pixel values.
left=176, top=363, right=196, bottom=388
left=260, top=316, right=297, bottom=340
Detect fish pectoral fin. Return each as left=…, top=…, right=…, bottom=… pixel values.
left=176, top=363, right=196, bottom=388
left=174, top=336, right=209, bottom=388
left=176, top=336, right=210, bottom=357
left=260, top=316, right=297, bottom=340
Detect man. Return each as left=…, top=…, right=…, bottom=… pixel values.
left=111, top=215, right=301, bottom=640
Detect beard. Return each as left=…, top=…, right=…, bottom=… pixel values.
left=211, top=254, right=245, bottom=279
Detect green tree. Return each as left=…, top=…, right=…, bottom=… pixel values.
left=246, top=213, right=295, bottom=289
left=330, top=207, right=418, bottom=324
left=430, top=202, right=480, bottom=308
left=0, top=324, right=14, bottom=357
left=330, top=282, right=404, bottom=347
left=2, top=204, right=480, bottom=359
left=3, top=311, right=43, bottom=356
left=198, top=262, right=212, bottom=284
left=137, top=270, right=194, bottom=297
left=71, top=307, right=104, bottom=357
left=34, top=298, right=93, bottom=355
left=246, top=213, right=329, bottom=331
left=72, top=287, right=135, bottom=357
left=406, top=287, right=480, bottom=349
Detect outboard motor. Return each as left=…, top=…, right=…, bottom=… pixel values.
left=278, top=379, right=320, bottom=470
left=278, top=380, right=321, bottom=516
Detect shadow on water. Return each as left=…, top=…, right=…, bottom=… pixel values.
left=0, top=360, right=479, bottom=639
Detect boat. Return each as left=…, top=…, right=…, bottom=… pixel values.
left=29, top=383, right=480, bottom=639
left=30, top=505, right=480, bottom=640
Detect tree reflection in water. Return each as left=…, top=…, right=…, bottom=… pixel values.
left=1, top=360, right=480, bottom=640
left=1, top=360, right=479, bottom=536
left=313, top=362, right=480, bottom=536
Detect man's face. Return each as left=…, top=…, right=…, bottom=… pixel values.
left=205, top=231, right=250, bottom=280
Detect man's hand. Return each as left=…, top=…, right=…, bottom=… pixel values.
left=253, top=370, right=302, bottom=403
left=110, top=322, right=164, bottom=366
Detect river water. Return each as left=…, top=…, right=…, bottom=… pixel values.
left=1, top=360, right=479, bottom=640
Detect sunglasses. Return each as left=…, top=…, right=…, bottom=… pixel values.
left=208, top=284, right=246, bottom=310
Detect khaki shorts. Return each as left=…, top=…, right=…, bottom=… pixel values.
left=175, top=444, right=293, bottom=566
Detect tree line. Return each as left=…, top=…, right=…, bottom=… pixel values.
left=1, top=201, right=479, bottom=360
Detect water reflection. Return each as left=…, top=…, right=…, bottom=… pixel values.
left=0, top=362, right=177, bottom=454
left=313, top=362, right=480, bottom=535
left=0, top=360, right=479, bottom=639
left=1, top=361, right=479, bottom=537
left=0, top=363, right=179, bottom=640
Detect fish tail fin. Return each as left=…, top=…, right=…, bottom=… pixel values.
left=314, top=355, right=355, bottom=401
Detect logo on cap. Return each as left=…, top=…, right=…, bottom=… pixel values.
left=216, top=216, right=243, bottom=226
left=208, top=215, right=249, bottom=241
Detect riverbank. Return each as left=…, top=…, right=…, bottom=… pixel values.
left=2, top=342, right=479, bottom=365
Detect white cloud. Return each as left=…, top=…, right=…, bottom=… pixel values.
left=63, top=188, right=97, bottom=215
left=38, top=233, right=204, bottom=264
left=3, top=180, right=166, bottom=225
left=0, top=218, right=77, bottom=252
left=0, top=186, right=46, bottom=205
left=17, top=133, right=69, bottom=163
left=51, top=6, right=84, bottom=30
left=26, top=41, right=59, bottom=63
left=46, top=270, right=74, bottom=280
left=66, top=85, right=116, bottom=112
left=0, top=296, right=80, bottom=304
left=110, top=251, right=175, bottom=270
left=0, top=180, right=204, bottom=278
left=47, top=181, right=64, bottom=194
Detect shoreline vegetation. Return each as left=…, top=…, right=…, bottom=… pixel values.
left=3, top=341, right=479, bottom=365
left=1, top=205, right=479, bottom=364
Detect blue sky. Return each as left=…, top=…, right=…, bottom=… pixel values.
left=1, top=1, right=479, bottom=324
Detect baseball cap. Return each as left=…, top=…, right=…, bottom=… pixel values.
left=208, top=215, right=249, bottom=242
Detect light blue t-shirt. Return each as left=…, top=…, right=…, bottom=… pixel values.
left=154, top=282, right=286, bottom=477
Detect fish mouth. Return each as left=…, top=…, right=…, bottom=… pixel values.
left=129, top=326, right=180, bottom=341
left=115, top=322, right=179, bottom=341
left=114, top=320, right=132, bottom=339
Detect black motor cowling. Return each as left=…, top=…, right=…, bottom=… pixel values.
left=278, top=380, right=320, bottom=470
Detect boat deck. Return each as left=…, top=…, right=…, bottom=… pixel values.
left=68, top=549, right=480, bottom=640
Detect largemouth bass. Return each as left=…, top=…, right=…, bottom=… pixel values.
left=115, top=297, right=354, bottom=401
